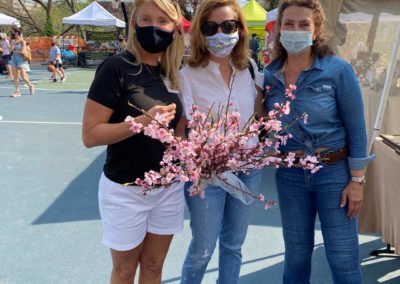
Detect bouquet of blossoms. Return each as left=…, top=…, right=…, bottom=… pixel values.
left=125, top=84, right=320, bottom=208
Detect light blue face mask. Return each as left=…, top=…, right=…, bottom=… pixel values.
left=280, top=31, right=313, bottom=54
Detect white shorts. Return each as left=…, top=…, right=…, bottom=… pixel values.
left=98, top=173, right=185, bottom=251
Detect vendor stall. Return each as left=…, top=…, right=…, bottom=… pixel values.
left=241, top=0, right=267, bottom=43
left=61, top=1, right=126, bottom=67
left=0, top=12, right=20, bottom=26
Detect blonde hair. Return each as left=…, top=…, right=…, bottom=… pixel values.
left=188, top=0, right=250, bottom=70
left=126, top=0, right=184, bottom=89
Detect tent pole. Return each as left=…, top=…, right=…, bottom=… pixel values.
left=369, top=23, right=400, bottom=153
left=121, top=2, right=129, bottom=37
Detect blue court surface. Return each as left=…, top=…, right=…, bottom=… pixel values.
left=0, top=65, right=399, bottom=283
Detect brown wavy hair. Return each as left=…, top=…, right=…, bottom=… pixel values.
left=272, top=0, right=334, bottom=60
left=187, top=0, right=250, bottom=70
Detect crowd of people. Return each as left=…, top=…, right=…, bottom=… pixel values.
left=81, top=0, right=373, bottom=283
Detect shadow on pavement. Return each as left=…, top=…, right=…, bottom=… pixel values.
left=32, top=151, right=105, bottom=224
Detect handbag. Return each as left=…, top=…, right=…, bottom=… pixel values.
left=21, top=46, right=32, bottom=62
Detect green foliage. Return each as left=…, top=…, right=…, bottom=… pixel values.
left=51, top=0, right=92, bottom=34
left=44, top=17, right=56, bottom=36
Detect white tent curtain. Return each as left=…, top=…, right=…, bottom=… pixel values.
left=0, top=12, right=20, bottom=26
left=62, top=1, right=125, bottom=28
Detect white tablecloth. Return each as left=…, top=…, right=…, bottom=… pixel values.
left=358, top=137, right=400, bottom=253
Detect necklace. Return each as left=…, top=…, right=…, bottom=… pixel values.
left=143, top=63, right=161, bottom=79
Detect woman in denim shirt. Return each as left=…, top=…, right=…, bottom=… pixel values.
left=260, top=1, right=374, bottom=283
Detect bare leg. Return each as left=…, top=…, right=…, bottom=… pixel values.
left=110, top=243, right=143, bottom=284
left=138, top=233, right=174, bottom=284
left=59, top=67, right=66, bottom=77
left=12, top=67, right=20, bottom=96
left=20, top=68, right=34, bottom=95
left=6, top=64, right=13, bottom=78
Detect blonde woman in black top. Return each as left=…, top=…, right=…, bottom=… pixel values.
left=82, top=0, right=185, bottom=282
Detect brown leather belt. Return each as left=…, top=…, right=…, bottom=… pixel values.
left=319, top=148, right=348, bottom=164
left=281, top=148, right=348, bottom=165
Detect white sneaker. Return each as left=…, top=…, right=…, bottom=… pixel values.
left=61, top=77, right=66, bottom=82
left=0, top=115, right=3, bottom=121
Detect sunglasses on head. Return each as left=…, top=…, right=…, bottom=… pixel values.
left=201, top=20, right=240, bottom=36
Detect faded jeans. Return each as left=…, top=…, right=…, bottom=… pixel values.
left=181, top=170, right=262, bottom=284
left=276, top=160, right=362, bottom=284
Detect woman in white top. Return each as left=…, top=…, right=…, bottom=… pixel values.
left=0, top=33, right=13, bottom=79
left=179, top=0, right=263, bottom=283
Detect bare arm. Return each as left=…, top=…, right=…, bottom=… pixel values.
left=175, top=116, right=188, bottom=139
left=82, top=98, right=177, bottom=148
left=82, top=98, right=138, bottom=148
left=254, top=86, right=267, bottom=119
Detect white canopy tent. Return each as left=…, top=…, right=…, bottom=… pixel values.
left=266, top=7, right=278, bottom=23
left=0, top=12, right=20, bottom=27
left=339, top=12, right=400, bottom=24
left=62, top=1, right=125, bottom=28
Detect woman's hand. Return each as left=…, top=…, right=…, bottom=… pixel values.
left=146, top=103, right=176, bottom=126
left=340, top=181, right=364, bottom=219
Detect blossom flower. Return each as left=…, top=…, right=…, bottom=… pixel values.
left=124, top=84, right=320, bottom=208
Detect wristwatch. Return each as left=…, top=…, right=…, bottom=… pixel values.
left=351, top=176, right=366, bottom=184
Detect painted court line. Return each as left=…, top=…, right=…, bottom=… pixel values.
left=0, top=120, right=82, bottom=125
left=0, top=86, right=88, bottom=92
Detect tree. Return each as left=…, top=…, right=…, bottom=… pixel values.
left=264, top=0, right=279, bottom=11
left=0, top=0, right=89, bottom=36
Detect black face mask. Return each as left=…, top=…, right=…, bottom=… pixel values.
left=118, top=38, right=123, bottom=42
left=135, top=24, right=174, bottom=54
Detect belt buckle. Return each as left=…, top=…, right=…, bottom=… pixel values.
left=320, top=155, right=335, bottom=165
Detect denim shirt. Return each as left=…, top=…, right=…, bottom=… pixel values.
left=263, top=56, right=374, bottom=170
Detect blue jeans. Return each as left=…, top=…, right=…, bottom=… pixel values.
left=181, top=170, right=262, bottom=284
left=276, top=160, right=362, bottom=284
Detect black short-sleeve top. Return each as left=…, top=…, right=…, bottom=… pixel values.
left=87, top=51, right=182, bottom=184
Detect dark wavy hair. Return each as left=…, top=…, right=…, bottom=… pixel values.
left=272, top=0, right=334, bottom=60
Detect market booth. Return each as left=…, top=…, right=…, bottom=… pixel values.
left=241, top=0, right=267, bottom=44
left=0, top=13, right=20, bottom=73
left=0, top=12, right=20, bottom=26
left=62, top=1, right=125, bottom=67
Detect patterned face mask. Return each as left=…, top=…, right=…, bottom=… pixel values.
left=280, top=31, right=313, bottom=54
left=205, top=32, right=239, bottom=58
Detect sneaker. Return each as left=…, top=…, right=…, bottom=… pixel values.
left=11, top=91, right=21, bottom=97
left=29, top=85, right=35, bottom=95
left=6, top=75, right=14, bottom=80
left=53, top=78, right=57, bottom=83
left=61, top=77, right=66, bottom=82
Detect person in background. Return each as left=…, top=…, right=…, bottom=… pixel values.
left=9, top=30, right=34, bottom=97
left=0, top=32, right=13, bottom=79
left=117, top=34, right=127, bottom=52
left=49, top=41, right=66, bottom=82
left=82, top=0, right=185, bottom=283
left=249, top=32, right=260, bottom=68
left=179, top=0, right=263, bottom=283
left=261, top=0, right=374, bottom=283
left=62, top=44, right=77, bottom=66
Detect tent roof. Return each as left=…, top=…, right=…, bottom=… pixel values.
left=339, top=12, right=400, bottom=23
left=182, top=18, right=191, bottom=33
left=62, top=2, right=125, bottom=28
left=242, top=0, right=267, bottom=25
left=266, top=7, right=278, bottom=23
left=0, top=12, right=20, bottom=26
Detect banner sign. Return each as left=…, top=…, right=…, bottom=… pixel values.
left=85, top=31, right=118, bottom=51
